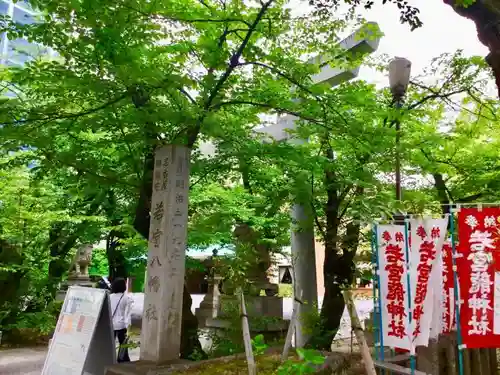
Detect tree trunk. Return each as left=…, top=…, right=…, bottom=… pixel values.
left=433, top=173, right=451, bottom=216
left=180, top=284, right=207, bottom=359
left=47, top=224, right=84, bottom=296
left=433, top=172, right=484, bottom=215
left=313, top=226, right=360, bottom=350
left=308, top=149, right=364, bottom=350
left=0, top=240, right=26, bottom=327
left=133, top=151, right=204, bottom=359
left=106, top=230, right=128, bottom=280
left=444, top=0, right=500, bottom=97
left=133, top=150, right=154, bottom=239
left=103, top=192, right=128, bottom=280
left=307, top=146, right=344, bottom=350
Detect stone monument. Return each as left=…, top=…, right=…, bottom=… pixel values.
left=56, top=244, right=94, bottom=300
left=68, top=244, right=93, bottom=279
left=195, top=252, right=223, bottom=328
left=140, top=145, right=190, bottom=363
left=201, top=238, right=287, bottom=350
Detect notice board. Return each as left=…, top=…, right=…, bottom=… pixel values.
left=42, top=286, right=116, bottom=375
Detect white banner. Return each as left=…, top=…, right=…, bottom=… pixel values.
left=377, top=224, right=411, bottom=350
left=409, top=217, right=448, bottom=347
left=429, top=244, right=443, bottom=340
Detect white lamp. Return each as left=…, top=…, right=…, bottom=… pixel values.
left=388, top=57, right=412, bottom=100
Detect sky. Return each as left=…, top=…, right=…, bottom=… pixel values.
left=352, top=1, right=488, bottom=86
left=197, top=1, right=491, bottom=157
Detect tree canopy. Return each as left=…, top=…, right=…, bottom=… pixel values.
left=1, top=0, right=500, bottom=354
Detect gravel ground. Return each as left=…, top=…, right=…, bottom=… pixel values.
left=0, top=294, right=373, bottom=374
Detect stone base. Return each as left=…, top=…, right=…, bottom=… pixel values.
left=219, top=295, right=283, bottom=318
left=56, top=278, right=95, bottom=300
left=197, top=317, right=289, bottom=353
left=195, top=292, right=220, bottom=328
left=195, top=306, right=218, bottom=329
left=204, top=317, right=288, bottom=352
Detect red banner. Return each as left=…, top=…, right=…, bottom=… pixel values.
left=457, top=207, right=500, bottom=348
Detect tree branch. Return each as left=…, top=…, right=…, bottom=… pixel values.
left=185, top=0, right=275, bottom=148
left=3, top=92, right=129, bottom=126
left=310, top=173, right=326, bottom=241
left=119, top=3, right=253, bottom=27
left=41, top=151, right=139, bottom=188
left=177, top=87, right=196, bottom=104
left=457, top=193, right=483, bottom=203
left=407, top=86, right=467, bottom=111
left=211, top=99, right=323, bottom=124
left=236, top=61, right=312, bottom=96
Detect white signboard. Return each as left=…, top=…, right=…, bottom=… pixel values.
left=42, top=286, right=115, bottom=375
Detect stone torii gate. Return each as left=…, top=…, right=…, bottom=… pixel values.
left=133, top=22, right=382, bottom=367
left=253, top=22, right=381, bottom=347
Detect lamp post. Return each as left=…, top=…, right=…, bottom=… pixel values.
left=388, top=57, right=411, bottom=202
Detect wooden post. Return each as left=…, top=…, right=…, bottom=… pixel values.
left=445, top=333, right=458, bottom=375
left=140, top=145, right=190, bottom=363
left=239, top=288, right=256, bottom=375
left=471, top=349, right=481, bottom=373
left=417, top=339, right=439, bottom=374
left=479, top=348, right=490, bottom=375
left=281, top=290, right=302, bottom=362
left=343, top=289, right=376, bottom=375
left=462, top=348, right=471, bottom=375
left=488, top=348, right=497, bottom=375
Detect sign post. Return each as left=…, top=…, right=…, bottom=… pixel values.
left=42, top=286, right=115, bottom=375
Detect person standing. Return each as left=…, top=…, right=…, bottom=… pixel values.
left=110, top=278, right=133, bottom=362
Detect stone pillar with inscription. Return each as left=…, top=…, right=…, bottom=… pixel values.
left=140, top=145, right=190, bottom=363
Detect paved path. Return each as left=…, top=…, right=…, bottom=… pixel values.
left=0, top=294, right=373, bottom=374
left=0, top=347, right=48, bottom=375
left=0, top=346, right=140, bottom=375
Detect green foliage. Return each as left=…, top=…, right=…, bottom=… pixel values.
left=205, top=297, right=284, bottom=358
left=0, top=159, right=79, bottom=332
left=251, top=334, right=268, bottom=356
left=278, top=284, right=293, bottom=298
left=89, top=247, right=108, bottom=276
left=115, top=232, right=148, bottom=288
left=277, top=348, right=325, bottom=375
left=455, top=0, right=476, bottom=7
left=0, top=0, right=496, bottom=353
left=297, top=301, right=336, bottom=350
left=186, top=257, right=207, bottom=274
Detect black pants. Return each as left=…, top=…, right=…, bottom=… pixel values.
left=114, top=328, right=130, bottom=362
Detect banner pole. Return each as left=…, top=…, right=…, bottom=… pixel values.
left=404, top=220, right=416, bottom=375
left=373, top=225, right=385, bottom=365
left=449, top=212, right=465, bottom=375
left=371, top=226, right=379, bottom=361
